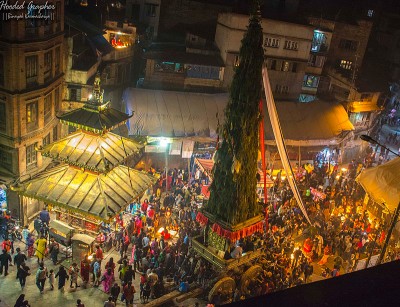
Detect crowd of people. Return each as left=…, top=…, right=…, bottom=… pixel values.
left=1, top=146, right=400, bottom=306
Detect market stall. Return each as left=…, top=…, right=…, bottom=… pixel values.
left=49, top=220, right=74, bottom=247
left=71, top=233, right=96, bottom=262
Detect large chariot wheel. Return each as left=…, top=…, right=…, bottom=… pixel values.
left=240, top=265, right=263, bottom=295
left=208, top=277, right=236, bottom=304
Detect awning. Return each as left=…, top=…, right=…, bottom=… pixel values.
left=195, top=158, right=214, bottom=175
left=349, top=102, right=382, bottom=113
left=194, top=158, right=274, bottom=187
left=356, top=158, right=400, bottom=212
left=72, top=233, right=96, bottom=245
left=40, top=131, right=143, bottom=173
left=49, top=220, right=75, bottom=235
left=123, top=88, right=354, bottom=145
left=16, top=164, right=156, bottom=221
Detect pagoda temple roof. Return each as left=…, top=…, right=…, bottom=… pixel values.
left=16, top=165, right=156, bottom=221
left=57, top=106, right=132, bottom=133
left=39, top=130, right=143, bottom=173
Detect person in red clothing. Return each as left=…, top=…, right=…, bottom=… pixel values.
left=123, top=280, right=136, bottom=306
left=80, top=256, right=91, bottom=285
left=147, top=206, right=155, bottom=227
left=95, top=245, right=103, bottom=264
left=141, top=199, right=149, bottom=213
left=122, top=233, right=130, bottom=256
left=2, top=238, right=13, bottom=254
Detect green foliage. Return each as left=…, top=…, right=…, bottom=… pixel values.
left=205, top=6, right=264, bottom=225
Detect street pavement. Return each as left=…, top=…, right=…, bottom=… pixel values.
left=0, top=239, right=138, bottom=307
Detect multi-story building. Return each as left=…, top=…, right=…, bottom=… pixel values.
left=309, top=14, right=386, bottom=162
left=141, top=35, right=225, bottom=92
left=126, top=0, right=161, bottom=39
left=215, top=12, right=314, bottom=101
left=301, top=25, right=333, bottom=102
left=0, top=1, right=64, bottom=179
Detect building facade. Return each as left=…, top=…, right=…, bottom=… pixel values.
left=215, top=13, right=314, bottom=101
left=126, top=0, right=161, bottom=39
left=0, top=1, right=65, bottom=179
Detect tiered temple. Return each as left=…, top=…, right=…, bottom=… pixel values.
left=15, top=74, right=155, bottom=226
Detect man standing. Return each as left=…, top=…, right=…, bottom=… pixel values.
left=123, top=280, right=136, bottom=307
left=39, top=207, right=50, bottom=226
left=17, top=261, right=30, bottom=289
left=34, top=216, right=42, bottom=237
left=110, top=283, right=120, bottom=304
left=36, top=262, right=48, bottom=294
left=0, top=249, right=12, bottom=276
left=13, top=247, right=27, bottom=278
left=49, top=238, right=60, bottom=265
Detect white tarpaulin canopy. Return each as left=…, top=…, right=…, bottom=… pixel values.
left=122, top=88, right=354, bottom=144
left=356, top=158, right=400, bottom=213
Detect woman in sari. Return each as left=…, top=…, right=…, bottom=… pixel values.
left=101, top=268, right=115, bottom=294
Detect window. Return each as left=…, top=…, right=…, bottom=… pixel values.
left=131, top=4, right=140, bottom=20
left=281, top=61, right=290, bottom=72
left=145, top=3, right=157, bottom=17
left=55, top=47, right=60, bottom=75
left=44, top=94, right=52, bottom=124
left=26, top=143, right=37, bottom=168
left=186, top=65, right=220, bottom=80
left=233, top=55, right=240, bottom=67
left=291, top=62, right=298, bottom=73
left=44, top=51, right=53, bottom=82
left=53, top=125, right=58, bottom=142
left=264, top=37, right=280, bottom=48
left=284, top=40, right=298, bottom=50
left=339, top=39, right=358, bottom=51
left=154, top=61, right=184, bottom=73
left=299, top=94, right=316, bottom=103
left=303, top=75, right=320, bottom=88
left=340, top=60, right=353, bottom=70
left=308, top=54, right=326, bottom=67
left=26, top=101, right=38, bottom=131
left=26, top=55, right=38, bottom=87
left=0, top=101, right=5, bottom=132
left=0, top=147, right=12, bottom=171
left=54, top=87, right=60, bottom=113
left=0, top=54, right=4, bottom=86
left=43, top=133, right=51, bottom=146
left=270, top=59, right=277, bottom=70
left=275, top=85, right=289, bottom=94
left=69, top=87, right=81, bottom=101
left=25, top=8, right=38, bottom=35
left=311, top=31, right=327, bottom=52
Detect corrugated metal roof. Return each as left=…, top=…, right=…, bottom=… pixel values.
left=122, top=88, right=354, bottom=143
left=40, top=131, right=143, bottom=173
left=18, top=165, right=156, bottom=221
left=58, top=107, right=132, bottom=132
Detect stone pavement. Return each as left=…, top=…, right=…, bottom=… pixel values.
left=0, top=239, right=133, bottom=307
left=0, top=237, right=207, bottom=307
